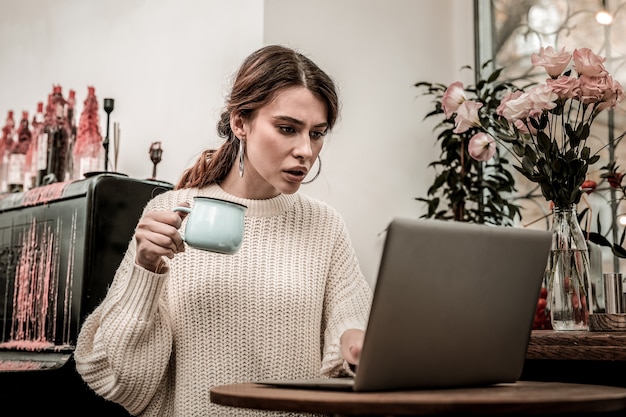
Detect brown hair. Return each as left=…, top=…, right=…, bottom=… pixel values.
left=175, top=45, right=340, bottom=190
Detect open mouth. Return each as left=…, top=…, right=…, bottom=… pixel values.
left=284, top=169, right=307, bottom=182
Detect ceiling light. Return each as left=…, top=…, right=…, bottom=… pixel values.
left=596, top=9, right=614, bottom=25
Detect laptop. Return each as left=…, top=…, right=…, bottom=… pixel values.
left=259, top=217, right=552, bottom=392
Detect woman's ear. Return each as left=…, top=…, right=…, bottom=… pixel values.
left=230, top=112, right=246, bottom=138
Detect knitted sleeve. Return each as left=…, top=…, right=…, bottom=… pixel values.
left=319, top=212, right=373, bottom=377
left=74, top=192, right=182, bottom=415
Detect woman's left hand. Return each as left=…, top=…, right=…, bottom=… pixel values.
left=340, top=329, right=365, bottom=366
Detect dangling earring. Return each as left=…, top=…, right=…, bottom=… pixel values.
left=302, top=155, right=322, bottom=184
left=238, top=137, right=245, bottom=177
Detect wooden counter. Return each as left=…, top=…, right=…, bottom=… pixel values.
left=527, top=330, right=626, bottom=361
left=522, top=330, right=626, bottom=387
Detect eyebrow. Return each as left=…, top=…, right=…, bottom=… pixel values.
left=273, top=115, right=328, bottom=129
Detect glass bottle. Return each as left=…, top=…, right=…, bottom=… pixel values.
left=0, top=110, right=16, bottom=193
left=40, top=85, right=70, bottom=184
left=7, top=111, right=32, bottom=192
left=73, top=86, right=104, bottom=179
left=36, top=93, right=54, bottom=186
left=545, top=204, right=591, bottom=331
left=65, top=89, right=77, bottom=180
left=24, top=102, right=44, bottom=190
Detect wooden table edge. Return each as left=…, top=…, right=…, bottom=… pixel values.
left=210, top=381, right=626, bottom=416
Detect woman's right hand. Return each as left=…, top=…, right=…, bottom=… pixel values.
left=134, top=205, right=189, bottom=272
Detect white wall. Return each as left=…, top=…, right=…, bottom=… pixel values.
left=0, top=0, right=263, bottom=181
left=0, top=0, right=475, bottom=286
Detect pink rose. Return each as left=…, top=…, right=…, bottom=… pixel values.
left=453, top=100, right=483, bottom=134
left=496, top=90, right=523, bottom=117
left=498, top=91, right=533, bottom=122
left=526, top=84, right=558, bottom=116
left=531, top=46, right=572, bottom=78
left=546, top=76, right=578, bottom=100
left=573, top=48, right=608, bottom=77
left=498, top=85, right=556, bottom=127
left=577, top=75, right=609, bottom=104
left=442, top=81, right=466, bottom=119
left=595, top=75, right=625, bottom=112
left=468, top=132, right=496, bottom=161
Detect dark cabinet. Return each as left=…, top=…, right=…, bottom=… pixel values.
left=0, top=173, right=172, bottom=415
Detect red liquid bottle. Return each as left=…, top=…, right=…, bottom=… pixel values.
left=24, top=102, right=44, bottom=190
left=73, top=86, right=104, bottom=179
left=0, top=110, right=16, bottom=193
left=66, top=89, right=77, bottom=179
left=7, top=111, right=32, bottom=192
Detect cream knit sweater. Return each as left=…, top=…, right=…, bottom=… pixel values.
left=74, top=184, right=373, bottom=416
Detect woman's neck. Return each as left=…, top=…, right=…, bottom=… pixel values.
left=220, top=165, right=281, bottom=200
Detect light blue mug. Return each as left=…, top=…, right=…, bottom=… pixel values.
left=173, top=197, right=247, bottom=254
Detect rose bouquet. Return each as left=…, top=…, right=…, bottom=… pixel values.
left=448, top=46, right=625, bottom=207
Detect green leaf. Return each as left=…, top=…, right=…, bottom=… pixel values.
left=512, top=142, right=525, bottom=157
left=581, top=146, right=590, bottom=160
left=588, top=232, right=611, bottom=247
left=524, top=144, right=538, bottom=163
left=537, top=131, right=551, bottom=152
left=579, top=123, right=591, bottom=141
left=487, top=68, right=503, bottom=83
left=522, top=156, right=535, bottom=174
left=529, top=117, right=541, bottom=130
left=612, top=245, right=626, bottom=258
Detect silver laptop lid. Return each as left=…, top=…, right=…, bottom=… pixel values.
left=354, top=218, right=551, bottom=391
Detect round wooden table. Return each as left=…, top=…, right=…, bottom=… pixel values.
left=210, top=380, right=626, bottom=416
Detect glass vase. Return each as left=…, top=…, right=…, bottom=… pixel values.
left=546, top=204, right=590, bottom=331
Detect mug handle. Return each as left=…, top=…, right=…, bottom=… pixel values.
left=172, top=206, right=191, bottom=215
left=172, top=206, right=191, bottom=241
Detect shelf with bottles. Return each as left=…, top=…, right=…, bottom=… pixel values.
left=0, top=84, right=108, bottom=194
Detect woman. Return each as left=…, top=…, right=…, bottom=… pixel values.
left=74, top=45, right=372, bottom=416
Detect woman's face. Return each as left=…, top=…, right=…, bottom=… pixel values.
left=231, top=86, right=329, bottom=198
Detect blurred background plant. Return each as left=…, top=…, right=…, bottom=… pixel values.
left=414, top=62, right=521, bottom=226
